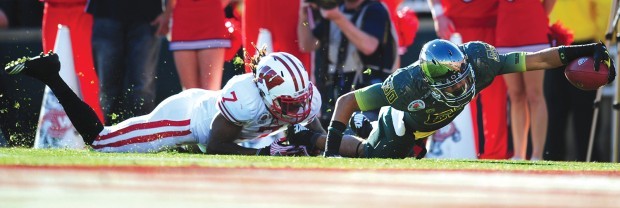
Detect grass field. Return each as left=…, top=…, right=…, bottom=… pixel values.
left=1, top=148, right=620, bottom=171
left=2, top=148, right=620, bottom=208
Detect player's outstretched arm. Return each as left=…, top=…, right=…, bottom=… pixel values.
left=524, top=42, right=616, bottom=83
left=287, top=124, right=366, bottom=158
left=524, top=47, right=564, bottom=71
left=324, top=91, right=360, bottom=157
left=207, top=113, right=310, bottom=156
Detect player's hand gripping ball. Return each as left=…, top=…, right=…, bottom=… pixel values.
left=565, top=56, right=611, bottom=90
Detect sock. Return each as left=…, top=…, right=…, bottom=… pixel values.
left=42, top=74, right=103, bottom=145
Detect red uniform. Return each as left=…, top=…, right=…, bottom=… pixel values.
left=442, top=0, right=509, bottom=159
left=496, top=0, right=549, bottom=47
left=169, top=0, right=230, bottom=51
left=495, top=0, right=550, bottom=160
left=243, top=0, right=311, bottom=74
left=42, top=0, right=103, bottom=121
left=442, top=0, right=497, bottom=43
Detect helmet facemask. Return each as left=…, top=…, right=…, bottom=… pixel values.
left=267, top=83, right=313, bottom=124
left=428, top=63, right=476, bottom=107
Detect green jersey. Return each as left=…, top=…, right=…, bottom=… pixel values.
left=355, top=41, right=526, bottom=135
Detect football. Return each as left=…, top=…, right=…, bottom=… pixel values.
left=564, top=57, right=609, bottom=90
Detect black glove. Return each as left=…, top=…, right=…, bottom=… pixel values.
left=286, top=124, right=321, bottom=150
left=593, top=42, right=616, bottom=84
left=349, top=112, right=372, bottom=138
left=257, top=140, right=310, bottom=156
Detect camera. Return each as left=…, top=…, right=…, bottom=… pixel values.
left=305, top=0, right=343, bottom=10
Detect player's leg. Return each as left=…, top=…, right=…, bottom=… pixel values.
left=524, top=70, right=547, bottom=160
left=543, top=68, right=571, bottom=160
left=363, top=107, right=417, bottom=159
left=472, top=77, right=510, bottom=159
left=4, top=53, right=104, bottom=145
left=92, top=89, right=209, bottom=152
left=504, top=73, right=528, bottom=160
left=287, top=123, right=365, bottom=157
left=570, top=84, right=596, bottom=161
left=91, top=17, right=125, bottom=125
left=314, top=134, right=365, bottom=157
left=197, top=48, right=225, bottom=90
left=174, top=50, right=200, bottom=89
left=124, top=22, right=159, bottom=120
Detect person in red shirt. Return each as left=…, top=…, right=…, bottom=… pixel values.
left=160, top=0, right=231, bottom=91
left=496, top=0, right=555, bottom=161
left=244, top=0, right=312, bottom=75
left=428, top=0, right=510, bottom=159
left=41, top=0, right=103, bottom=121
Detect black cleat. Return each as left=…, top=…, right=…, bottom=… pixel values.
left=4, top=51, right=60, bottom=80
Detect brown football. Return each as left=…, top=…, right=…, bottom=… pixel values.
left=564, top=56, right=609, bottom=91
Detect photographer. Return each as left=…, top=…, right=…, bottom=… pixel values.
left=298, top=0, right=397, bottom=127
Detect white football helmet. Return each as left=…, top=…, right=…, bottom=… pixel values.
left=254, top=52, right=313, bottom=124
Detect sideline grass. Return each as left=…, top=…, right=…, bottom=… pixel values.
left=1, top=148, right=619, bottom=172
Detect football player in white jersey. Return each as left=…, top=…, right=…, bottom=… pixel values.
left=4, top=51, right=324, bottom=155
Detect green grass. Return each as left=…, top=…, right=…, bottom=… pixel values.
left=1, top=147, right=619, bottom=172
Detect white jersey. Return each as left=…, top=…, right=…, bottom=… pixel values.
left=93, top=73, right=320, bottom=153
left=191, top=73, right=321, bottom=146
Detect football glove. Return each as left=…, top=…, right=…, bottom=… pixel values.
left=593, top=42, right=616, bottom=84
left=349, top=111, right=372, bottom=138
left=257, top=140, right=310, bottom=156
left=285, top=124, right=321, bottom=150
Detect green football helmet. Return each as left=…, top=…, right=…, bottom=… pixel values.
left=420, top=39, right=476, bottom=107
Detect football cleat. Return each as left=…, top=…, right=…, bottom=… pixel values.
left=4, top=51, right=60, bottom=79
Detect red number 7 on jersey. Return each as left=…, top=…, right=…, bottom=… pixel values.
left=222, top=91, right=238, bottom=102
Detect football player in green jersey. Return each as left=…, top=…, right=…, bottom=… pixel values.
left=287, top=39, right=615, bottom=158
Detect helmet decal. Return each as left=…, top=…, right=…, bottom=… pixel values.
left=256, top=65, right=285, bottom=91
left=272, top=54, right=305, bottom=91
left=279, top=53, right=307, bottom=89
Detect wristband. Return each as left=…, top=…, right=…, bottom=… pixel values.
left=557, top=43, right=598, bottom=65
left=325, top=121, right=346, bottom=154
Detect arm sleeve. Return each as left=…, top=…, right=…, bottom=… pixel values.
left=497, top=52, right=527, bottom=75
left=354, top=83, right=390, bottom=111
